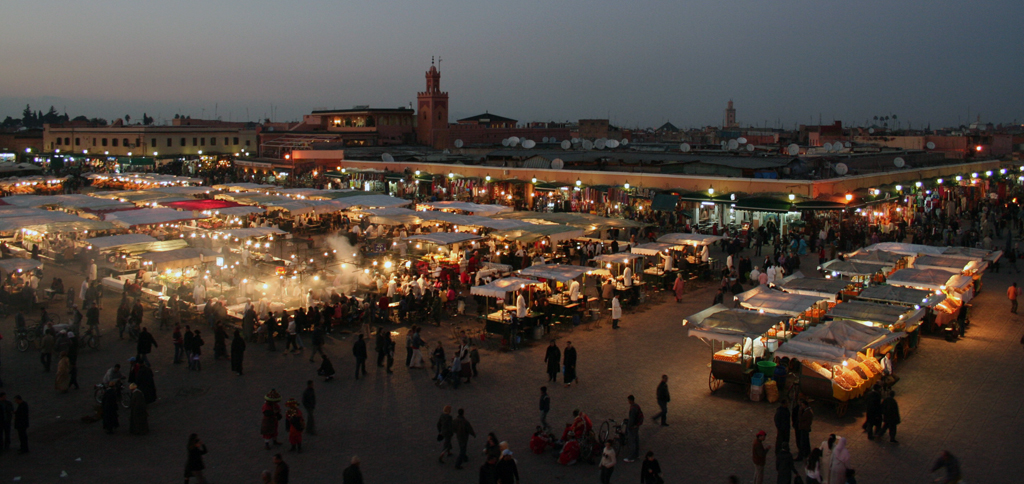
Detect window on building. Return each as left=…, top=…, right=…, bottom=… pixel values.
left=224, top=137, right=229, bottom=145
left=152, top=138, right=157, bottom=147
left=245, top=140, right=251, bottom=146
left=233, top=137, right=239, bottom=145
left=167, top=138, right=172, bottom=147
left=64, top=137, right=70, bottom=145
left=112, top=139, right=119, bottom=147
left=102, top=138, right=108, bottom=147
left=210, top=137, right=216, bottom=146
left=123, top=138, right=129, bottom=147
left=92, top=138, right=97, bottom=146
left=75, top=138, right=80, bottom=146
left=200, top=138, right=205, bottom=146
left=56, top=138, right=62, bottom=146
left=193, top=138, right=198, bottom=146
left=180, top=138, right=186, bottom=147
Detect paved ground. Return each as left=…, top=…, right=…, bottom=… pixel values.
left=1, top=243, right=1023, bottom=483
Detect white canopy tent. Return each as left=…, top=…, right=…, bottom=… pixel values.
left=912, top=255, right=986, bottom=275
left=826, top=301, right=926, bottom=329
left=0, top=258, right=43, bottom=274
left=774, top=271, right=851, bottom=301
left=657, top=233, right=725, bottom=246
left=518, top=264, right=590, bottom=283
left=631, top=242, right=679, bottom=256
left=213, top=206, right=266, bottom=216
left=85, top=234, right=158, bottom=251
left=404, top=233, right=482, bottom=246
left=773, top=320, right=905, bottom=364
left=214, top=227, right=286, bottom=238
left=423, top=201, right=513, bottom=216
left=470, top=277, right=544, bottom=298
left=885, top=268, right=958, bottom=291
left=857, top=285, right=946, bottom=308
left=734, top=285, right=828, bottom=316
left=104, top=208, right=208, bottom=227
left=684, top=304, right=787, bottom=345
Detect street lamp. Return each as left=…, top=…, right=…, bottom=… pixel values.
left=576, top=178, right=582, bottom=187
left=708, top=186, right=715, bottom=196
left=788, top=192, right=795, bottom=201
left=915, top=181, right=922, bottom=188
left=531, top=176, right=537, bottom=184
left=624, top=181, right=630, bottom=190
left=845, top=193, right=853, bottom=202
left=895, top=185, right=902, bottom=192
left=485, top=175, right=491, bottom=182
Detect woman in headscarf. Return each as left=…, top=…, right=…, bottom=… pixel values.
left=231, top=329, right=246, bottom=375
left=828, top=436, right=850, bottom=484
left=129, top=383, right=149, bottom=435
left=101, top=381, right=120, bottom=434
left=819, top=433, right=836, bottom=483
left=672, top=274, right=685, bottom=303
left=55, top=351, right=71, bottom=393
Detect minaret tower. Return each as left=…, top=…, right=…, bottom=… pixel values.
left=416, top=57, right=450, bottom=148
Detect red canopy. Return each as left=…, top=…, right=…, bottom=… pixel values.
left=164, top=200, right=243, bottom=211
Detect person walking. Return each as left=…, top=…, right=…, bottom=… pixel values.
left=173, top=325, right=185, bottom=364
left=599, top=440, right=616, bottom=484
left=55, top=351, right=71, bottom=393
left=544, top=341, right=560, bottom=382
left=495, top=449, right=520, bottom=484
left=353, top=334, right=368, bottom=379
left=302, top=380, right=316, bottom=436
left=285, top=398, right=304, bottom=453
left=827, top=437, right=850, bottom=484
left=804, top=447, right=823, bottom=484
left=562, top=341, right=577, bottom=387
left=261, top=389, right=283, bottom=449
left=796, top=399, right=814, bottom=461
left=479, top=454, right=499, bottom=484
left=1009, top=282, right=1021, bottom=314
left=640, top=451, right=662, bottom=484
left=101, top=381, right=120, bottom=434
left=775, top=446, right=794, bottom=484
left=752, top=430, right=770, bottom=484
left=539, top=386, right=551, bottom=430
left=673, top=273, right=685, bottom=303
left=40, top=329, right=55, bottom=372
left=863, top=385, right=882, bottom=440
left=453, top=408, right=476, bottom=470
left=273, top=454, right=290, bottom=484
left=190, top=330, right=205, bottom=371
left=0, top=393, right=13, bottom=452
left=624, top=395, right=642, bottom=462
left=343, top=455, right=364, bottom=484
left=651, top=375, right=670, bottom=426
left=135, top=327, right=158, bottom=366
left=818, top=434, right=836, bottom=484
left=437, top=405, right=454, bottom=463
left=231, top=329, right=246, bottom=375
left=611, top=295, right=622, bottom=329
left=773, top=400, right=790, bottom=452
left=308, top=323, right=326, bottom=362
left=13, top=395, right=28, bottom=453
left=877, top=391, right=900, bottom=443
left=184, top=434, right=208, bottom=484
left=374, top=326, right=387, bottom=367
left=128, top=383, right=148, bottom=435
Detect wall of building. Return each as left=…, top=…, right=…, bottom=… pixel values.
left=447, top=124, right=572, bottom=147
left=43, top=126, right=257, bottom=156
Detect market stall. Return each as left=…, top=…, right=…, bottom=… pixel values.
left=856, top=284, right=952, bottom=333
left=774, top=271, right=859, bottom=302
left=825, top=300, right=925, bottom=357
left=684, top=304, right=791, bottom=393
left=912, top=255, right=986, bottom=276
left=733, top=285, right=831, bottom=331
left=818, top=259, right=891, bottom=284
left=518, top=264, right=593, bottom=327
left=470, top=277, right=546, bottom=338
left=886, top=268, right=974, bottom=303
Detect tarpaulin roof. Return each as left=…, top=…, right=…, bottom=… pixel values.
left=0, top=211, right=88, bottom=232
left=491, top=224, right=584, bottom=244
left=775, top=271, right=851, bottom=300
left=494, top=211, right=645, bottom=230
left=84, top=234, right=158, bottom=251
left=138, top=247, right=217, bottom=269
left=213, top=206, right=266, bottom=216
left=518, top=264, right=590, bottom=283
left=885, top=268, right=956, bottom=291
left=857, top=285, right=946, bottom=307
left=657, top=233, right=725, bottom=246
left=214, top=227, right=286, bottom=238
left=404, top=232, right=482, bottom=246
left=826, top=301, right=925, bottom=327
left=592, top=253, right=644, bottom=264
left=734, top=285, right=827, bottom=316
left=912, top=255, right=986, bottom=275
left=684, top=305, right=786, bottom=344
left=631, top=242, right=679, bottom=256
left=357, top=207, right=422, bottom=225
left=819, top=259, right=889, bottom=277
left=0, top=207, right=54, bottom=218
left=1, top=194, right=133, bottom=212
left=422, top=201, right=513, bottom=216
left=416, top=211, right=533, bottom=230
left=21, top=219, right=116, bottom=233
left=212, top=182, right=268, bottom=191
left=0, top=258, right=43, bottom=273
left=847, top=250, right=905, bottom=264
left=104, top=208, right=208, bottom=227
left=861, top=242, right=1001, bottom=262
left=163, top=200, right=244, bottom=212
left=336, top=194, right=410, bottom=209
left=773, top=320, right=905, bottom=365
left=470, top=277, right=544, bottom=298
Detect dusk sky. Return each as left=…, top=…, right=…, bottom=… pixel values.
left=1, top=0, right=1021, bottom=129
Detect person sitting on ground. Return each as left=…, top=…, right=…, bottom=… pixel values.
left=558, top=431, right=581, bottom=465
left=530, top=425, right=557, bottom=455
left=317, top=354, right=336, bottom=381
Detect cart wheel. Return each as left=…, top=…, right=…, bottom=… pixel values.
left=709, top=370, right=723, bottom=393
left=835, top=401, right=848, bottom=417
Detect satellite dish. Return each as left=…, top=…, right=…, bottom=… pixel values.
left=868, top=128, right=875, bottom=134
left=550, top=138, right=558, bottom=143
left=607, top=139, right=620, bottom=149
left=844, top=141, right=852, bottom=148
left=746, top=144, right=755, bottom=152
left=926, top=141, right=936, bottom=150
left=737, top=137, right=748, bottom=144
left=522, top=139, right=536, bottom=149
left=501, top=138, right=510, bottom=147
left=595, top=139, right=607, bottom=150
left=382, top=153, right=394, bottom=162
left=551, top=158, right=565, bottom=170
left=834, top=163, right=849, bottom=175
left=720, top=141, right=728, bottom=150
left=560, top=140, right=571, bottom=150
left=680, top=143, right=691, bottom=152
left=571, top=138, right=580, bottom=144
left=508, top=136, right=520, bottom=147
left=894, top=157, right=905, bottom=168
left=823, top=142, right=833, bottom=152
left=787, top=144, right=800, bottom=156
left=621, top=139, right=629, bottom=146
left=727, top=139, right=739, bottom=151
left=454, top=139, right=464, bottom=148
left=582, top=140, right=594, bottom=150
left=542, top=137, right=549, bottom=143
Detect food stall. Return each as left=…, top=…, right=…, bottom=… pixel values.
left=825, top=301, right=925, bottom=358
left=846, top=249, right=910, bottom=271
left=734, top=285, right=831, bottom=332
left=773, top=319, right=902, bottom=415
left=886, top=268, right=974, bottom=304
left=856, top=284, right=950, bottom=332
left=773, top=271, right=859, bottom=302
left=518, top=264, right=593, bottom=328
left=684, top=304, right=791, bottom=393
left=404, top=232, right=483, bottom=278
left=630, top=242, right=682, bottom=287
left=818, top=259, right=891, bottom=285
left=470, top=277, right=546, bottom=338
left=656, top=233, right=723, bottom=273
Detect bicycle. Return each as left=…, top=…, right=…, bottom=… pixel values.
left=81, top=325, right=101, bottom=350
left=94, top=381, right=131, bottom=409
left=597, top=418, right=627, bottom=456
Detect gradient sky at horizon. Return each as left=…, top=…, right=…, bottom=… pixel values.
left=1, top=0, right=1021, bottom=129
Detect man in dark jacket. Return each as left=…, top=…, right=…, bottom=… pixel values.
left=302, top=380, right=317, bottom=436
left=878, top=391, right=900, bottom=443
left=651, top=375, right=670, bottom=426
left=795, top=399, right=813, bottom=461
left=539, top=387, right=551, bottom=430
left=863, top=385, right=883, bottom=440
left=353, top=334, right=368, bottom=380
left=562, top=342, right=577, bottom=387
left=479, top=454, right=499, bottom=484
left=773, top=400, right=790, bottom=451
left=437, top=406, right=454, bottom=463
left=135, top=327, right=158, bottom=366
left=775, top=447, right=794, bottom=484
left=342, top=455, right=364, bottom=484
left=495, top=450, right=520, bottom=484
left=273, top=453, right=290, bottom=484
left=374, top=327, right=387, bottom=367
left=0, top=393, right=13, bottom=451
left=544, top=341, right=560, bottom=382
left=13, top=395, right=28, bottom=453
left=453, top=408, right=476, bottom=470
left=625, top=395, right=642, bottom=462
